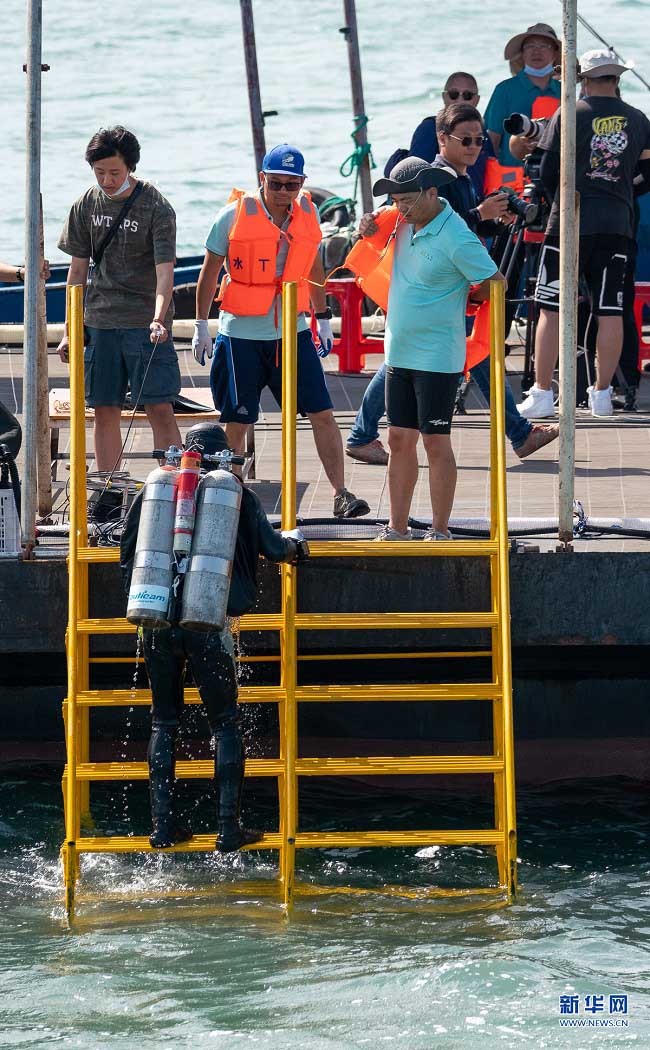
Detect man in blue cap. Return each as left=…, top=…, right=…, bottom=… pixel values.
left=192, top=144, right=369, bottom=518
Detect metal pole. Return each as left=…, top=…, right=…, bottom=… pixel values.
left=558, top=0, right=579, bottom=547
left=341, top=0, right=373, bottom=215
left=239, top=0, right=267, bottom=176
left=21, top=0, right=43, bottom=549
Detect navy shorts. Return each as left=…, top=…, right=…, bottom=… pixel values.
left=84, top=327, right=181, bottom=408
left=386, top=366, right=460, bottom=434
left=210, top=329, right=333, bottom=424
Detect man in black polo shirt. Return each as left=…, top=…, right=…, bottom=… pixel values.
left=520, top=50, right=650, bottom=418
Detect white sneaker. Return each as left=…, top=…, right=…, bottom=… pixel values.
left=423, top=527, right=453, bottom=541
left=374, top=524, right=413, bottom=541
left=517, top=384, right=556, bottom=419
left=587, top=385, right=613, bottom=417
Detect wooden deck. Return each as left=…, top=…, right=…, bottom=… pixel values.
left=2, top=331, right=650, bottom=553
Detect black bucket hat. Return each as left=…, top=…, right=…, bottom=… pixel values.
left=373, top=156, right=457, bottom=197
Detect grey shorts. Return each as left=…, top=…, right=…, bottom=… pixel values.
left=84, top=327, right=181, bottom=408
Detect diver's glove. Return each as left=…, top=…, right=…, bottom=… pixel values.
left=281, top=528, right=310, bottom=563
left=192, top=320, right=214, bottom=366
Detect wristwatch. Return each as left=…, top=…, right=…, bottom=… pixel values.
left=314, top=307, right=332, bottom=320
left=16, top=266, right=24, bottom=284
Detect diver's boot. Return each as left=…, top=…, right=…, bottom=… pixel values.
left=214, top=726, right=263, bottom=852
left=147, top=726, right=192, bottom=849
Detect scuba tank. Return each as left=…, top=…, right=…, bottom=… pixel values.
left=180, top=469, right=242, bottom=632
left=126, top=464, right=179, bottom=628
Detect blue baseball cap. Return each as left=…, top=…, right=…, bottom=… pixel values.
left=262, top=144, right=306, bottom=178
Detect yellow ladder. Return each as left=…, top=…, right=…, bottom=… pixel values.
left=61, top=281, right=516, bottom=921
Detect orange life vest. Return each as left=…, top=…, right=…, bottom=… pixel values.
left=484, top=94, right=560, bottom=195
left=218, top=189, right=322, bottom=316
left=532, top=95, right=560, bottom=120
left=345, top=207, right=492, bottom=373
left=483, top=159, right=526, bottom=195
left=344, top=206, right=403, bottom=312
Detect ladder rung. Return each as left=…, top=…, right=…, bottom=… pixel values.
left=73, top=686, right=286, bottom=707
left=307, top=540, right=498, bottom=557
left=72, top=683, right=500, bottom=707
left=76, top=542, right=499, bottom=562
left=65, top=754, right=502, bottom=782
left=295, top=683, right=501, bottom=702
left=67, top=759, right=283, bottom=781
left=76, top=547, right=119, bottom=563
left=75, top=613, right=284, bottom=634
left=70, top=829, right=502, bottom=853
left=295, top=830, right=503, bottom=847
left=74, top=833, right=282, bottom=853
left=294, top=612, right=497, bottom=630
left=294, top=756, right=504, bottom=775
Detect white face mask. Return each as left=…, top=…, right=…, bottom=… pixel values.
left=103, top=174, right=131, bottom=198
left=524, top=62, right=555, bottom=77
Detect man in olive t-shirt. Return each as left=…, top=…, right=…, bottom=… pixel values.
left=57, top=126, right=181, bottom=471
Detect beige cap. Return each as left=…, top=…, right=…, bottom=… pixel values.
left=504, top=23, right=560, bottom=61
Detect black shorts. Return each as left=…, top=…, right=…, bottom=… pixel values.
left=534, top=234, right=630, bottom=316
left=385, top=366, right=460, bottom=434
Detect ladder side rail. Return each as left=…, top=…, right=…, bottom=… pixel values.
left=280, top=281, right=299, bottom=909
left=62, top=285, right=85, bottom=919
left=489, top=280, right=517, bottom=896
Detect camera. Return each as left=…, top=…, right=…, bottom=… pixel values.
left=503, top=112, right=550, bottom=143
left=503, top=187, right=539, bottom=226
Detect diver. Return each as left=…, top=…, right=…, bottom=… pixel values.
left=120, top=421, right=309, bottom=851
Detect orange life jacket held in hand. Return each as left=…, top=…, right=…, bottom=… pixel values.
left=344, top=206, right=403, bottom=313
left=218, top=189, right=322, bottom=316
left=464, top=300, right=491, bottom=373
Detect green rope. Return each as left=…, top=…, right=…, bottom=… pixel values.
left=339, top=114, right=376, bottom=206
left=318, top=195, right=357, bottom=220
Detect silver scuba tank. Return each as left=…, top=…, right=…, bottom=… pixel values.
left=179, top=469, right=242, bottom=632
left=126, top=465, right=178, bottom=628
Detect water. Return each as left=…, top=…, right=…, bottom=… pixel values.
left=3, top=0, right=650, bottom=262
left=1, top=774, right=648, bottom=1047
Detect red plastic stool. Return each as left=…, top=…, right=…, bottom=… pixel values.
left=634, top=281, right=650, bottom=371
left=325, top=277, right=384, bottom=373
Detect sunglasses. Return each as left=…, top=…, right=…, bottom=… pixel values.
left=448, top=133, right=484, bottom=148
left=446, top=88, right=477, bottom=101
left=264, top=177, right=302, bottom=192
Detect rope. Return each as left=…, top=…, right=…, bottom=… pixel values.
left=318, top=195, right=357, bottom=221
left=339, top=114, right=376, bottom=206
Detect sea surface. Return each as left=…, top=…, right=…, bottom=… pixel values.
left=3, top=0, right=650, bottom=262
left=0, top=774, right=648, bottom=1047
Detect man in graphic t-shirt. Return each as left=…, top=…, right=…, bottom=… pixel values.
left=518, top=50, right=650, bottom=418
left=58, top=126, right=182, bottom=473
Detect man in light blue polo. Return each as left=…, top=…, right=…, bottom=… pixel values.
left=370, top=158, right=504, bottom=541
